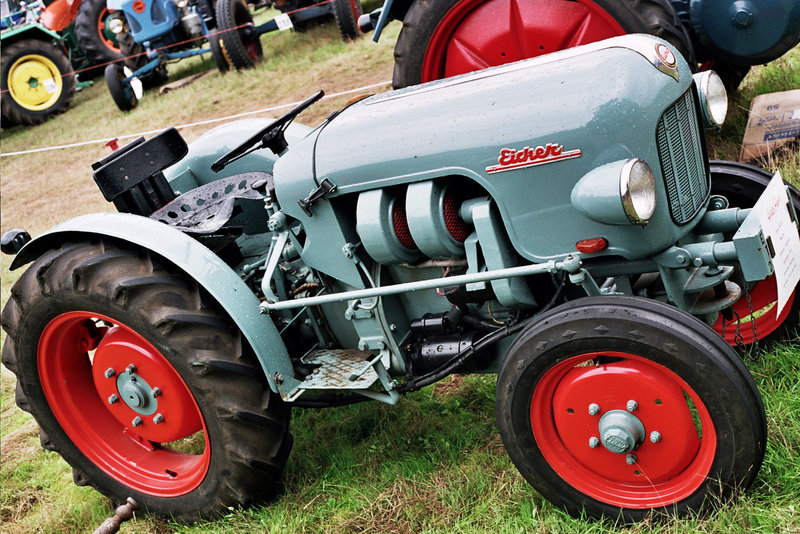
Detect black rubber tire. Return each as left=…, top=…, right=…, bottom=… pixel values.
left=392, top=0, right=695, bottom=89
left=105, top=62, right=138, bottom=111
left=0, top=39, right=76, bottom=126
left=0, top=240, right=293, bottom=521
left=332, top=0, right=363, bottom=39
left=709, top=160, right=800, bottom=345
left=495, top=296, right=766, bottom=522
left=75, top=0, right=123, bottom=66
left=208, top=33, right=231, bottom=73
left=216, top=0, right=263, bottom=69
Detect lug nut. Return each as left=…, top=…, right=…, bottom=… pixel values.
left=589, top=437, right=600, bottom=448
left=626, top=453, right=637, bottom=465
left=650, top=431, right=662, bottom=443
left=153, top=413, right=165, bottom=425
left=131, top=416, right=143, bottom=427
left=104, top=368, right=116, bottom=379
left=626, top=400, right=638, bottom=412
left=150, top=387, right=162, bottom=398
left=588, top=403, right=600, bottom=416
left=126, top=364, right=137, bottom=374
left=108, top=394, right=119, bottom=405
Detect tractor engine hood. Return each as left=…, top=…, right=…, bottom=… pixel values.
left=274, top=35, right=703, bottom=263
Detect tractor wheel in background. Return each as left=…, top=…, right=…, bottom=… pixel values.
left=392, top=0, right=694, bottom=88
left=0, top=39, right=76, bottom=125
left=496, top=296, right=766, bottom=522
left=332, top=0, right=362, bottom=39
left=709, top=161, right=800, bottom=346
left=216, top=0, right=263, bottom=69
left=0, top=240, right=293, bottom=521
left=208, top=33, right=231, bottom=72
left=75, top=0, right=123, bottom=66
left=105, top=62, right=137, bottom=111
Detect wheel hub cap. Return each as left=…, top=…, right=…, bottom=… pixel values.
left=598, top=410, right=645, bottom=454
left=117, top=371, right=157, bottom=415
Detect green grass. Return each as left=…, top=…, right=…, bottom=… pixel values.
left=1, top=19, right=799, bottom=533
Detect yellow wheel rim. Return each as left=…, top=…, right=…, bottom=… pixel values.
left=7, top=54, right=64, bottom=111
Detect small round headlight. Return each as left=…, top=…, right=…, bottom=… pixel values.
left=620, top=159, right=656, bottom=224
left=109, top=17, right=124, bottom=34
left=175, top=0, right=189, bottom=7
left=694, top=70, right=728, bottom=128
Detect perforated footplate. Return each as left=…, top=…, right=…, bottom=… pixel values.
left=299, top=349, right=378, bottom=390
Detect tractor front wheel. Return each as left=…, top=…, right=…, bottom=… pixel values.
left=0, top=240, right=292, bottom=520
left=0, top=39, right=76, bottom=126
left=105, top=62, right=137, bottom=111
left=216, top=0, right=263, bottom=69
left=392, top=0, right=693, bottom=88
left=496, top=296, right=766, bottom=521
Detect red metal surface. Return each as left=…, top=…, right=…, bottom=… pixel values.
left=575, top=237, right=608, bottom=253
left=40, top=0, right=81, bottom=32
left=38, top=312, right=210, bottom=497
left=421, top=0, right=627, bottom=82
left=530, top=352, right=716, bottom=508
left=714, top=278, right=796, bottom=345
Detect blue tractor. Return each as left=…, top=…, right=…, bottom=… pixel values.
left=103, top=0, right=363, bottom=110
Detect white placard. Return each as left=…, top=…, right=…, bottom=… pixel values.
left=275, top=13, right=293, bottom=31
left=43, top=78, right=58, bottom=94
left=751, top=171, right=800, bottom=316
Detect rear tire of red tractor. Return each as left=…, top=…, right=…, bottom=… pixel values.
left=216, top=0, right=263, bottom=69
left=392, top=0, right=694, bottom=88
left=496, top=296, right=766, bottom=522
left=332, top=0, right=363, bottom=39
left=75, top=0, right=123, bottom=66
left=0, top=39, right=76, bottom=126
left=0, top=240, right=293, bottom=521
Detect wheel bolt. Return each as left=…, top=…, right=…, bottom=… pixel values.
left=626, top=453, right=637, bottom=465
left=104, top=368, right=116, bottom=379
left=650, top=431, right=662, bottom=443
left=626, top=400, right=638, bottom=412
left=131, top=416, right=143, bottom=427
left=108, top=394, right=119, bottom=405
left=588, top=403, right=600, bottom=416
left=153, top=413, right=165, bottom=425
left=588, top=436, right=600, bottom=448
left=151, top=387, right=162, bottom=398
left=126, top=364, right=137, bottom=374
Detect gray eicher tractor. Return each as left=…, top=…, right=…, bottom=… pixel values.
left=2, top=34, right=799, bottom=523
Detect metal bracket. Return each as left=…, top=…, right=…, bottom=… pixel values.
left=298, top=178, right=336, bottom=217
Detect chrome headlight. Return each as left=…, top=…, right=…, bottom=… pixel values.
left=175, top=0, right=189, bottom=7
left=620, top=159, right=656, bottom=224
left=694, top=70, right=728, bottom=128
left=109, top=17, right=124, bottom=34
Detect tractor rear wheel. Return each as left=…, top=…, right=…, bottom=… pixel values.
left=332, top=0, right=362, bottom=39
left=392, top=0, right=693, bottom=88
left=709, top=161, right=800, bottom=346
left=496, top=296, right=766, bottom=522
left=0, top=39, right=76, bottom=125
left=75, top=0, right=123, bottom=66
left=0, top=240, right=292, bottom=521
left=216, top=0, right=263, bottom=69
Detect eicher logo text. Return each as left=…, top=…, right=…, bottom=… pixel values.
left=485, top=143, right=582, bottom=174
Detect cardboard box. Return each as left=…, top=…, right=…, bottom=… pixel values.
left=739, top=89, right=800, bottom=164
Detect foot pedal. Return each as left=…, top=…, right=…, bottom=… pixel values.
left=298, top=349, right=378, bottom=390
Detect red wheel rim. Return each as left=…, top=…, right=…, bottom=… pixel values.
left=714, top=278, right=795, bottom=345
left=530, top=351, right=716, bottom=508
left=38, top=312, right=210, bottom=496
left=98, top=8, right=121, bottom=53
left=421, top=0, right=627, bottom=82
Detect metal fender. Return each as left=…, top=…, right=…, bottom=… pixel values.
left=10, top=212, right=300, bottom=397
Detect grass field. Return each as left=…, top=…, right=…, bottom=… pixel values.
left=1, top=16, right=799, bottom=533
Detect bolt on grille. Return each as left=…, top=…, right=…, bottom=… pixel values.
left=656, top=90, right=708, bottom=224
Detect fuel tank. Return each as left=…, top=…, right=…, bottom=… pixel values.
left=274, top=35, right=705, bottom=265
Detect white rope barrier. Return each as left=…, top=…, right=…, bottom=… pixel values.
left=1, top=80, right=392, bottom=158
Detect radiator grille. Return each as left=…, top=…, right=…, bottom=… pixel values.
left=656, top=90, right=708, bottom=224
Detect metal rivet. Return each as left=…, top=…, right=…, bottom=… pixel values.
left=588, top=403, right=600, bottom=416
left=104, top=368, right=116, bottom=379
left=650, top=431, right=662, bottom=443
left=151, top=387, right=162, bottom=398
left=589, top=437, right=600, bottom=448
left=274, top=373, right=284, bottom=385
left=131, top=416, right=143, bottom=427
left=153, top=413, right=165, bottom=425
left=108, top=394, right=119, bottom=405
left=626, top=453, right=637, bottom=465
left=626, top=400, right=638, bottom=412
left=126, top=364, right=137, bottom=373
